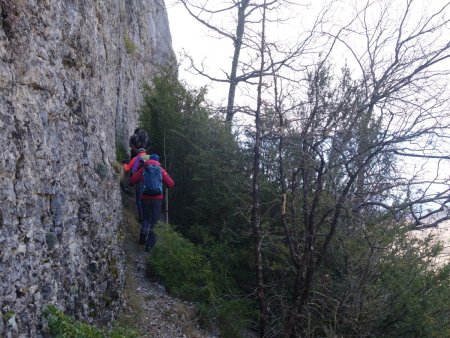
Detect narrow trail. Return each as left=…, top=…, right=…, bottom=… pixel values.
left=115, top=197, right=215, bottom=338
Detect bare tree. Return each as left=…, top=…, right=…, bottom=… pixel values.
left=175, top=0, right=450, bottom=335
left=176, top=0, right=320, bottom=124
left=270, top=1, right=450, bottom=335
left=251, top=1, right=268, bottom=335
left=178, top=0, right=251, bottom=122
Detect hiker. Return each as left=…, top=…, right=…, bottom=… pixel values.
left=123, top=128, right=151, bottom=174
left=129, top=128, right=151, bottom=158
left=130, top=153, right=174, bottom=251
left=123, top=128, right=151, bottom=222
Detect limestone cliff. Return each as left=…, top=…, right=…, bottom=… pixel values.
left=0, top=0, right=173, bottom=336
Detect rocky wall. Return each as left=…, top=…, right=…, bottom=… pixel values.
left=0, top=0, right=173, bottom=336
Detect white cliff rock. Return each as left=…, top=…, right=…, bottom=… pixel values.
left=0, top=0, right=173, bottom=336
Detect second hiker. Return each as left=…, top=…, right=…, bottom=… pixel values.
left=123, top=128, right=151, bottom=222
left=130, top=154, right=174, bottom=252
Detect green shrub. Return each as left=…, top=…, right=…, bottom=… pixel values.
left=115, top=140, right=128, bottom=163
left=139, top=68, right=250, bottom=241
left=44, top=305, right=136, bottom=338
left=214, top=298, right=257, bottom=338
left=373, top=240, right=450, bottom=338
left=304, top=222, right=450, bottom=338
left=147, top=223, right=215, bottom=302
left=124, top=35, right=137, bottom=55
left=139, top=70, right=257, bottom=336
left=147, top=224, right=257, bottom=337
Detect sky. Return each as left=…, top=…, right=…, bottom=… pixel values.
left=164, top=0, right=450, bottom=202
left=165, top=0, right=330, bottom=105
left=165, top=0, right=237, bottom=105
left=165, top=0, right=450, bottom=105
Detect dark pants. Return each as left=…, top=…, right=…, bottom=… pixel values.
left=141, top=199, right=163, bottom=249
left=135, top=183, right=143, bottom=222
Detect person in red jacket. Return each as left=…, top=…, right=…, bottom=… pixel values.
left=130, top=154, right=174, bottom=251
left=122, top=128, right=151, bottom=222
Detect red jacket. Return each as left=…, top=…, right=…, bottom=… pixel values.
left=130, top=159, right=174, bottom=200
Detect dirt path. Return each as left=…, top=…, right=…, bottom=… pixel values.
left=115, top=198, right=215, bottom=338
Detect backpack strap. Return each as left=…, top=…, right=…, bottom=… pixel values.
left=131, top=154, right=150, bottom=174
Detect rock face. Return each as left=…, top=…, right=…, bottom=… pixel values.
left=0, top=0, right=173, bottom=336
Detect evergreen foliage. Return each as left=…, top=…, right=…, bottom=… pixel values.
left=292, top=218, right=450, bottom=337
left=375, top=236, right=450, bottom=337
left=138, top=67, right=450, bottom=337
left=147, top=223, right=215, bottom=302
left=148, top=224, right=257, bottom=336
left=140, top=68, right=250, bottom=239
left=115, top=140, right=128, bottom=163
left=140, top=69, right=257, bottom=336
left=44, top=305, right=136, bottom=338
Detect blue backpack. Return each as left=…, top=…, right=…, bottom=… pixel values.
left=142, top=164, right=163, bottom=195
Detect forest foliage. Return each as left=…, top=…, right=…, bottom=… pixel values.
left=44, top=305, right=137, bottom=338
left=138, top=68, right=450, bottom=337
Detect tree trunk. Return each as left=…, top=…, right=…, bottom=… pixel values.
left=251, top=1, right=268, bottom=336
left=225, top=0, right=250, bottom=123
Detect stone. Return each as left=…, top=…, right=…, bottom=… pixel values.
left=0, top=0, right=174, bottom=336
left=0, top=62, right=12, bottom=89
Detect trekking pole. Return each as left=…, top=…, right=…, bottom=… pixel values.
left=165, top=189, right=169, bottom=224
left=164, top=129, right=169, bottom=224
